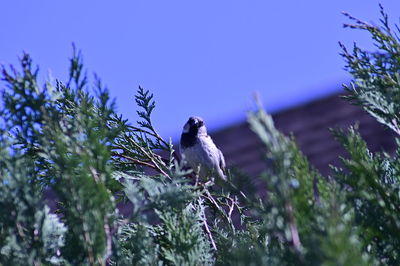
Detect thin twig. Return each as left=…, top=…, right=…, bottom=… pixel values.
left=125, top=136, right=171, bottom=178
left=227, top=197, right=235, bottom=221
left=112, top=143, right=170, bottom=177
left=203, top=190, right=235, bottom=231
left=111, top=152, right=159, bottom=170
left=285, top=202, right=302, bottom=251
left=127, top=125, right=181, bottom=161
left=89, top=166, right=100, bottom=183
left=84, top=231, right=95, bottom=265
left=127, top=125, right=169, bottom=147
left=203, top=218, right=217, bottom=251
left=104, top=217, right=112, bottom=265
left=226, top=180, right=249, bottom=201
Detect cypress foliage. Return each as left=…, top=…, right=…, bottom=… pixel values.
left=0, top=6, right=399, bottom=265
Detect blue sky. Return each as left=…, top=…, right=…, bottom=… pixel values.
left=1, top=1, right=399, bottom=140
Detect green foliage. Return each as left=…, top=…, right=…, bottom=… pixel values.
left=336, top=5, right=400, bottom=265
left=0, top=5, right=399, bottom=265
left=340, top=4, right=400, bottom=135
left=331, top=127, right=400, bottom=264
left=0, top=146, right=66, bottom=265
left=1, top=49, right=121, bottom=264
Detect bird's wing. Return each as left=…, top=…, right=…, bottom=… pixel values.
left=218, top=148, right=226, bottom=171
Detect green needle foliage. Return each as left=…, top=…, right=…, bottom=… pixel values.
left=0, top=5, right=399, bottom=265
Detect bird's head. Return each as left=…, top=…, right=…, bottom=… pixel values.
left=182, top=116, right=207, bottom=135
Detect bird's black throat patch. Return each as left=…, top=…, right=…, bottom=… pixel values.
left=180, top=127, right=198, bottom=148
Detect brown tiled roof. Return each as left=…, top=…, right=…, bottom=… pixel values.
left=210, top=93, right=396, bottom=177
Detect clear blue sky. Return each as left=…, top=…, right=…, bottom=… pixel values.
left=1, top=1, right=399, bottom=140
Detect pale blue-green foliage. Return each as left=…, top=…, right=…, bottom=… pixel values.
left=113, top=172, right=213, bottom=265
left=157, top=203, right=214, bottom=265
left=248, top=107, right=326, bottom=235
left=341, top=5, right=400, bottom=135
left=240, top=109, right=371, bottom=266
left=122, top=174, right=199, bottom=220
left=332, top=127, right=400, bottom=264
left=0, top=50, right=121, bottom=265
left=140, top=177, right=197, bottom=212
left=40, top=206, right=68, bottom=264
left=0, top=143, right=66, bottom=265
left=337, top=6, right=400, bottom=264
left=113, top=223, right=160, bottom=266
left=315, top=189, right=374, bottom=266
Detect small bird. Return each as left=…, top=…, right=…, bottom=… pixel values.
left=180, top=116, right=227, bottom=181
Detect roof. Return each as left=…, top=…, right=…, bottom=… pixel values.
left=210, top=92, right=396, bottom=177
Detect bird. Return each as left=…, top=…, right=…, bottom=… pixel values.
left=179, top=116, right=227, bottom=181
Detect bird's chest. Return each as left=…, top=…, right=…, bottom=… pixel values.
left=181, top=137, right=216, bottom=169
